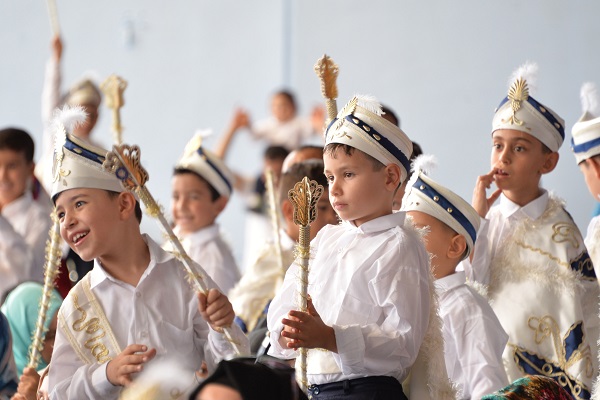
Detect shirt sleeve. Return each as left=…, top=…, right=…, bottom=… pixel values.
left=0, top=216, right=34, bottom=295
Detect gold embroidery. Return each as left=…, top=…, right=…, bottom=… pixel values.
left=552, top=222, right=580, bottom=249
left=71, top=293, right=112, bottom=363
left=504, top=77, right=529, bottom=126
left=570, top=252, right=595, bottom=279
left=514, top=240, right=569, bottom=269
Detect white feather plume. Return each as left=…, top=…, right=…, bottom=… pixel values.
left=580, top=82, right=600, bottom=117
left=412, top=154, right=438, bottom=176
left=508, top=61, right=539, bottom=94
left=355, top=94, right=383, bottom=116
left=51, top=105, right=87, bottom=155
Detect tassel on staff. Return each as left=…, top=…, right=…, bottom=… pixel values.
left=288, top=176, right=324, bottom=393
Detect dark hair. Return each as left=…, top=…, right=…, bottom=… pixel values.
left=381, top=105, right=401, bottom=128
left=297, top=145, right=324, bottom=153
left=406, top=141, right=424, bottom=180
left=324, top=143, right=385, bottom=171
left=273, top=90, right=297, bottom=111
left=264, top=146, right=290, bottom=161
left=106, top=191, right=143, bottom=223
left=279, top=159, right=328, bottom=205
left=173, top=168, right=220, bottom=201
left=0, top=128, right=34, bottom=162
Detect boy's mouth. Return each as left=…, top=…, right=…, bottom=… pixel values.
left=494, top=169, right=509, bottom=177
left=71, top=231, right=89, bottom=244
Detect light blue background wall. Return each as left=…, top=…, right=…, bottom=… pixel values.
left=2, top=1, right=599, bottom=267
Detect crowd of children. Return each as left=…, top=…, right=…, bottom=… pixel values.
left=2, top=32, right=600, bottom=400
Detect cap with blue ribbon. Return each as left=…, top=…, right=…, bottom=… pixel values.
left=324, top=95, right=413, bottom=182
left=571, top=82, right=600, bottom=164
left=492, top=62, right=565, bottom=152
left=50, top=106, right=124, bottom=202
left=176, top=131, right=235, bottom=198
left=402, top=155, right=481, bottom=261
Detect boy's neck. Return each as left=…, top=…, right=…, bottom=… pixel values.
left=432, top=262, right=457, bottom=280
left=98, top=230, right=150, bottom=287
left=502, top=187, right=544, bottom=207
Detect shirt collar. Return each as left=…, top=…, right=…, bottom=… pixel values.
left=90, top=234, right=174, bottom=288
left=1, top=192, right=33, bottom=218
left=178, top=224, right=220, bottom=245
left=498, top=189, right=548, bottom=220
left=434, top=270, right=466, bottom=294
left=342, top=212, right=406, bottom=234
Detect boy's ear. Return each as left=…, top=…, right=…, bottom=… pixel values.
left=588, top=157, right=600, bottom=179
left=214, top=196, right=229, bottom=213
left=447, top=233, right=467, bottom=261
left=117, top=192, right=137, bottom=220
left=281, top=200, right=294, bottom=222
left=384, top=164, right=402, bottom=192
left=540, top=151, right=559, bottom=175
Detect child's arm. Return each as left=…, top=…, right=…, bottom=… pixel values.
left=0, top=216, right=35, bottom=292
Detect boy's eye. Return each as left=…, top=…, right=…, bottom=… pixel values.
left=75, top=201, right=85, bottom=208
left=325, top=175, right=334, bottom=182
left=57, top=211, right=65, bottom=219
left=514, top=146, right=525, bottom=152
left=493, top=143, right=502, bottom=150
left=344, top=172, right=354, bottom=178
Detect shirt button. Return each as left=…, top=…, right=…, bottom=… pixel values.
left=136, top=292, right=141, bottom=298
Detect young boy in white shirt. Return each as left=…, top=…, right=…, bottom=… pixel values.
left=170, top=134, right=240, bottom=295
left=47, top=112, right=248, bottom=399
left=0, top=128, right=52, bottom=298
left=267, top=95, right=434, bottom=399
left=466, top=62, right=599, bottom=398
left=402, top=159, right=508, bottom=399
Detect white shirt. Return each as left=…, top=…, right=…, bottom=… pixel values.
left=435, top=271, right=508, bottom=399
left=267, top=212, right=431, bottom=385
left=0, top=192, right=52, bottom=297
left=48, top=235, right=248, bottom=400
left=174, top=224, right=240, bottom=296
left=585, top=215, right=600, bottom=276
left=252, top=116, right=320, bottom=150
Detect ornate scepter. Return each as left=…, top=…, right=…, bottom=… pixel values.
left=264, top=168, right=285, bottom=282
left=26, top=212, right=63, bottom=369
left=314, top=54, right=339, bottom=125
left=45, top=0, right=61, bottom=36
left=102, top=144, right=243, bottom=356
left=100, top=75, right=128, bottom=145
left=288, top=177, right=323, bottom=393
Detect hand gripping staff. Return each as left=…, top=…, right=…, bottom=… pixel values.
left=26, top=212, right=63, bottom=369
left=288, top=177, right=324, bottom=393
left=102, top=144, right=243, bottom=356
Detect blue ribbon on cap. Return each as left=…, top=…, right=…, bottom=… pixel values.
left=414, top=177, right=477, bottom=244
left=64, top=137, right=106, bottom=164
left=497, top=96, right=565, bottom=141
left=197, top=147, right=232, bottom=194
left=571, top=136, right=600, bottom=154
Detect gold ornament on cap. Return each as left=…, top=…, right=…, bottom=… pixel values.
left=101, top=75, right=128, bottom=145
left=314, top=55, right=339, bottom=126
left=506, top=77, right=529, bottom=126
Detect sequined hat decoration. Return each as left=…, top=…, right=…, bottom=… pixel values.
left=571, top=82, right=600, bottom=164
left=325, top=94, right=413, bottom=182
left=401, top=154, right=481, bottom=260
left=50, top=106, right=124, bottom=201
left=176, top=130, right=235, bottom=197
left=492, top=62, right=565, bottom=152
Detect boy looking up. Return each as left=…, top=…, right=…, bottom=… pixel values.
left=466, top=62, right=599, bottom=398
left=267, top=95, right=432, bottom=400
left=47, top=111, right=248, bottom=399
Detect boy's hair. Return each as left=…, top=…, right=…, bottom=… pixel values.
left=279, top=160, right=328, bottom=205
left=381, top=105, right=400, bottom=128
left=106, top=191, right=143, bottom=224
left=264, top=146, right=290, bottom=162
left=324, top=143, right=385, bottom=171
left=274, top=90, right=297, bottom=111
left=0, top=128, right=34, bottom=162
left=173, top=168, right=220, bottom=201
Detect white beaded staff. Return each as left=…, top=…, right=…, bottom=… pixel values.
left=264, top=168, right=286, bottom=284
left=102, top=144, right=243, bottom=356
left=26, top=212, right=62, bottom=369
left=45, top=0, right=60, bottom=36
left=288, top=176, right=323, bottom=393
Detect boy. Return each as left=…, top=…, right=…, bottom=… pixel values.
left=572, top=82, right=600, bottom=272
left=229, top=159, right=337, bottom=338
left=267, top=95, right=432, bottom=399
left=0, top=128, right=52, bottom=298
left=169, top=133, right=240, bottom=295
left=402, top=161, right=508, bottom=399
left=47, top=111, right=248, bottom=399
left=467, top=62, right=599, bottom=398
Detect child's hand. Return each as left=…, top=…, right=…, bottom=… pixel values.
left=281, top=298, right=337, bottom=352
left=230, top=109, right=250, bottom=131
left=14, top=367, right=40, bottom=400
left=51, top=35, right=63, bottom=62
left=197, top=289, right=235, bottom=330
left=106, top=344, right=156, bottom=387
left=472, top=169, right=502, bottom=218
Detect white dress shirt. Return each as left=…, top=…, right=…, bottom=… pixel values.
left=48, top=235, right=248, bottom=400
left=252, top=116, right=319, bottom=150
left=0, top=192, right=52, bottom=297
left=268, top=212, right=431, bottom=385
left=173, top=224, right=240, bottom=296
left=435, top=271, right=508, bottom=399
left=585, top=215, right=600, bottom=275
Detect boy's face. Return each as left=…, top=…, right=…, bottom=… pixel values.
left=490, top=129, right=555, bottom=197
left=0, top=149, right=33, bottom=208
left=579, top=158, right=600, bottom=200
left=311, top=191, right=339, bottom=239
left=407, top=210, right=457, bottom=278
left=171, top=173, right=225, bottom=235
left=324, top=149, right=394, bottom=227
left=271, top=94, right=295, bottom=123
left=55, top=188, right=121, bottom=262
